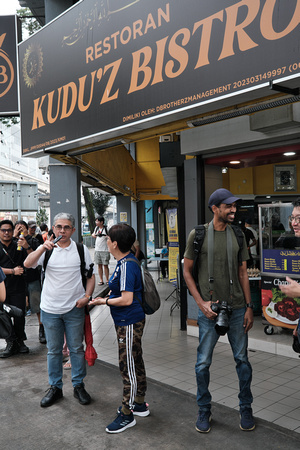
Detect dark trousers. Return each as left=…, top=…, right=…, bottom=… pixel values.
left=160, top=260, right=168, bottom=278
left=5, top=292, right=26, bottom=342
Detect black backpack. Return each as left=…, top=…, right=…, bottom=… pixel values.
left=126, top=258, right=161, bottom=315
left=192, top=224, right=244, bottom=289
left=42, top=242, right=94, bottom=289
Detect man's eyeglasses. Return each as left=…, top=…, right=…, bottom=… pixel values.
left=54, top=225, right=73, bottom=231
left=288, top=215, right=300, bottom=225
left=0, top=229, right=13, bottom=233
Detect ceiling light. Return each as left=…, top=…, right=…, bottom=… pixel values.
left=283, top=152, right=296, bottom=156
left=229, top=160, right=240, bottom=164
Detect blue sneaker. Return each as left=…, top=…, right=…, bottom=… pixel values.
left=131, top=401, right=150, bottom=417
left=195, top=411, right=211, bottom=433
left=117, top=402, right=150, bottom=417
left=106, top=412, right=136, bottom=434
left=240, top=408, right=255, bottom=431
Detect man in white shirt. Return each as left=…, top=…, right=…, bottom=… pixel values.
left=24, top=213, right=95, bottom=407
left=92, top=216, right=110, bottom=285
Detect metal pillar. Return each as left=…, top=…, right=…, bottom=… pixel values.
left=49, top=164, right=81, bottom=243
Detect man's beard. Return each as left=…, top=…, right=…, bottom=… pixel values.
left=220, top=214, right=234, bottom=224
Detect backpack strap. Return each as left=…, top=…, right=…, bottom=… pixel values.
left=124, top=257, right=144, bottom=307
left=43, top=248, right=53, bottom=272
left=42, top=242, right=88, bottom=289
left=192, top=225, right=206, bottom=289
left=192, top=222, right=244, bottom=291
left=230, top=224, right=244, bottom=266
left=126, top=257, right=140, bottom=266
left=76, top=242, right=86, bottom=289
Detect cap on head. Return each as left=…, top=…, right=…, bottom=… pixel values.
left=208, top=188, right=240, bottom=210
left=28, top=220, right=37, bottom=228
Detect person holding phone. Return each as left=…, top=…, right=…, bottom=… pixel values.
left=24, top=213, right=95, bottom=408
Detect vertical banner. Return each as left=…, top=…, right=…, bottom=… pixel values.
left=166, top=208, right=179, bottom=282
left=0, top=16, right=20, bottom=114
left=146, top=222, right=155, bottom=256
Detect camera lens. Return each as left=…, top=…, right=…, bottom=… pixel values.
left=215, top=310, right=230, bottom=335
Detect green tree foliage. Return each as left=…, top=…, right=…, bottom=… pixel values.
left=36, top=207, right=48, bottom=226
left=0, top=117, right=19, bottom=127
left=91, top=190, right=110, bottom=218
left=82, top=187, right=95, bottom=235
left=17, top=7, right=42, bottom=36
left=82, top=188, right=110, bottom=233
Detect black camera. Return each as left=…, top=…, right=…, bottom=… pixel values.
left=0, top=303, right=23, bottom=318
left=211, top=301, right=233, bottom=336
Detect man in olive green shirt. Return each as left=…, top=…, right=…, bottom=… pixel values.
left=183, top=188, right=254, bottom=434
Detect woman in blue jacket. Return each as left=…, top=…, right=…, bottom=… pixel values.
left=90, top=223, right=149, bottom=433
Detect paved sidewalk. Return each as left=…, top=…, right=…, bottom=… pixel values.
left=1, top=319, right=300, bottom=450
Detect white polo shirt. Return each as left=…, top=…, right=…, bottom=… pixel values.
left=37, top=239, right=95, bottom=314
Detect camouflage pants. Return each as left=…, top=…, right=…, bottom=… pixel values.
left=115, top=319, right=147, bottom=409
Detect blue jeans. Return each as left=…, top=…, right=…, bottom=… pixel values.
left=196, top=307, right=253, bottom=413
left=41, top=307, right=86, bottom=389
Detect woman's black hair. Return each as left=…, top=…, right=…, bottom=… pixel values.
left=293, top=197, right=300, bottom=208
left=108, top=223, right=136, bottom=253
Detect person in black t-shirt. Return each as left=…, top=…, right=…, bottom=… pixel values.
left=14, top=220, right=46, bottom=344
left=241, top=220, right=256, bottom=268
left=0, top=220, right=33, bottom=358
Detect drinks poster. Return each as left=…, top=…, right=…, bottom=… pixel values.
left=166, top=208, right=179, bottom=282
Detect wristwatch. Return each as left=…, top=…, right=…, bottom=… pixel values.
left=85, top=294, right=92, bottom=301
left=246, top=302, right=254, bottom=309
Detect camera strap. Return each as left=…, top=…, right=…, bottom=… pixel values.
left=207, top=221, right=234, bottom=301
left=0, top=243, right=16, bottom=266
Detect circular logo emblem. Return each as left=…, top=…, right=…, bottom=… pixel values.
left=22, top=43, right=43, bottom=88
left=0, top=49, right=14, bottom=98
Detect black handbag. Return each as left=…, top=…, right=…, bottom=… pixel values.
left=292, top=334, right=300, bottom=354
left=292, top=320, right=300, bottom=353
left=0, top=303, right=23, bottom=339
